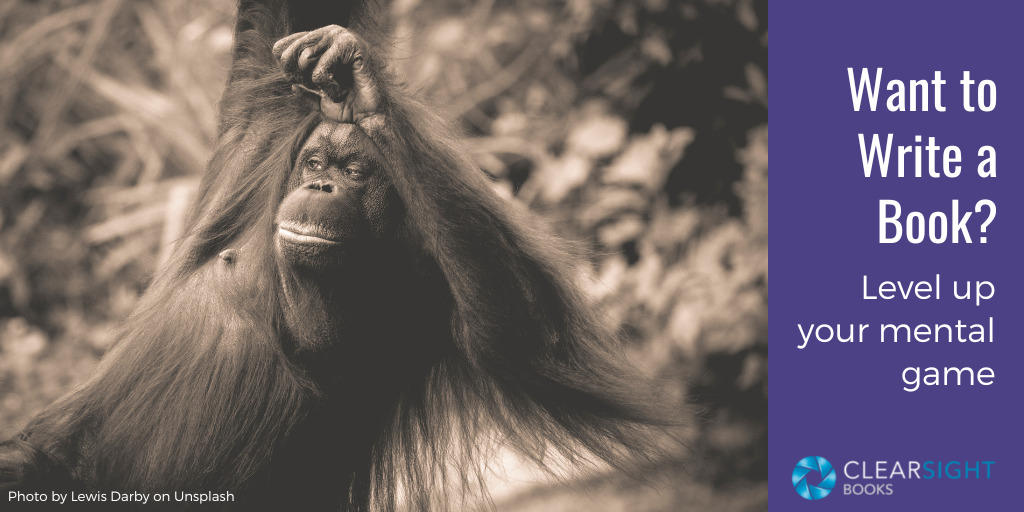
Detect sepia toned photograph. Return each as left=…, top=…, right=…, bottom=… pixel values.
left=0, top=0, right=766, bottom=510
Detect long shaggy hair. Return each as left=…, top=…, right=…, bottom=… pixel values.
left=0, top=1, right=674, bottom=510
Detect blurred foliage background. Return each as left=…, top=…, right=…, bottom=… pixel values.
left=0, top=0, right=767, bottom=510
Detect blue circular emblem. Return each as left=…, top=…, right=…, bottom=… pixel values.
left=792, top=456, right=836, bottom=500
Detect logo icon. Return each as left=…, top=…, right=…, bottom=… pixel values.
left=793, top=456, right=836, bottom=500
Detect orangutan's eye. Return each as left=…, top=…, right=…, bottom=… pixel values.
left=345, top=166, right=371, bottom=181
left=306, top=156, right=326, bottom=172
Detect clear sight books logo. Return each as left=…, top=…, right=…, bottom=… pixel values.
left=791, top=455, right=995, bottom=500
left=792, top=456, right=837, bottom=500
